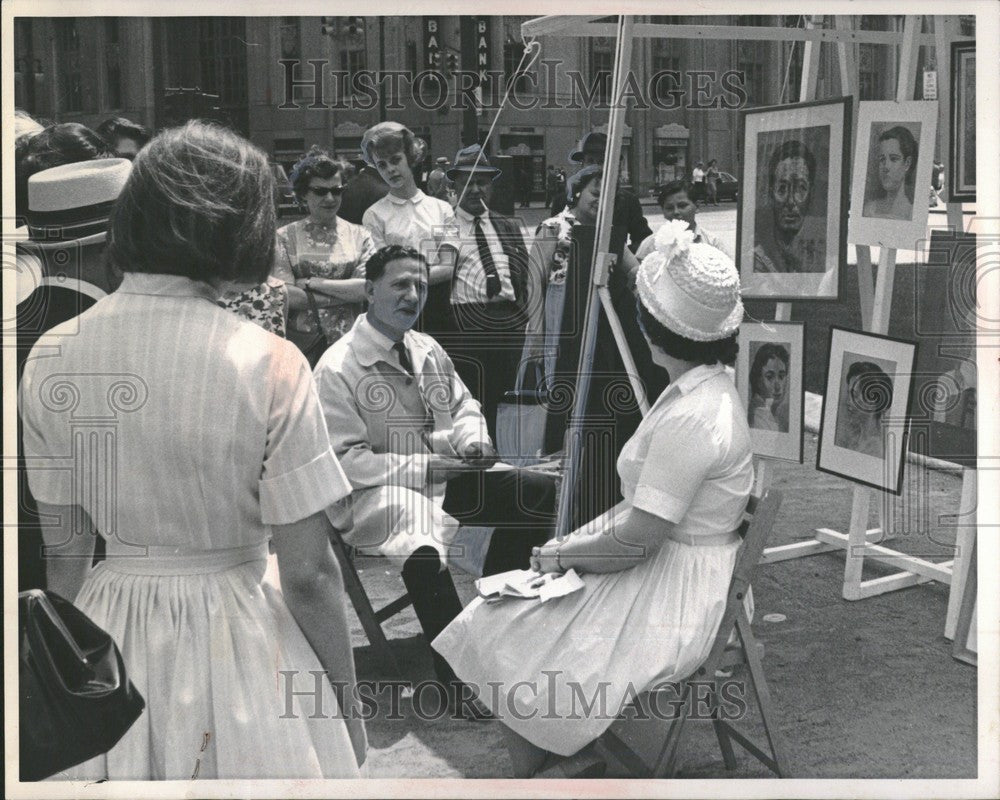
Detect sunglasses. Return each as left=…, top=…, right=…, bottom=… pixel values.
left=307, top=185, right=344, bottom=197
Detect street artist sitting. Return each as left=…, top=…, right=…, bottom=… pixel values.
left=313, top=245, right=556, bottom=711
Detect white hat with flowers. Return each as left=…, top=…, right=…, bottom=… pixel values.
left=635, top=219, right=744, bottom=341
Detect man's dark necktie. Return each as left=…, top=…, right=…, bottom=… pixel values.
left=392, top=341, right=413, bottom=374
left=472, top=216, right=502, bottom=299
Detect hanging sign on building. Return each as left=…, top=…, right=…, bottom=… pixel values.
left=475, top=17, right=491, bottom=78
left=424, top=16, right=441, bottom=70
left=474, top=17, right=491, bottom=116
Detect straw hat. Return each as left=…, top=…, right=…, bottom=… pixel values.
left=25, top=158, right=131, bottom=246
left=636, top=219, right=743, bottom=342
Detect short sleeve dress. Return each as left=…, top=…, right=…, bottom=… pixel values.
left=19, top=272, right=361, bottom=780
left=432, top=364, right=755, bottom=756
left=273, top=216, right=375, bottom=343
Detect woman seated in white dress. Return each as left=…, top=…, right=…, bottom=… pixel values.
left=432, top=219, right=753, bottom=777
left=20, top=121, right=366, bottom=780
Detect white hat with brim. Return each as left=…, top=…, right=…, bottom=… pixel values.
left=636, top=219, right=744, bottom=342
left=26, top=158, right=131, bottom=247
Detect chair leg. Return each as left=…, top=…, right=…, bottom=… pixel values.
left=736, top=613, right=789, bottom=777
left=650, top=692, right=690, bottom=778
left=712, top=711, right=738, bottom=771
left=329, top=532, right=403, bottom=679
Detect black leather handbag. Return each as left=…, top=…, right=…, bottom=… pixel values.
left=285, top=288, right=331, bottom=368
left=19, top=589, right=145, bottom=781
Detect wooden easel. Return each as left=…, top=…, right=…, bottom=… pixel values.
left=757, top=16, right=977, bottom=607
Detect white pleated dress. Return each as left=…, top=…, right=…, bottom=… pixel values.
left=432, top=364, right=754, bottom=756
left=19, top=273, right=361, bottom=780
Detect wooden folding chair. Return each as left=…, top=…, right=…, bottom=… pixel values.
left=600, top=490, right=789, bottom=778
left=328, top=527, right=412, bottom=678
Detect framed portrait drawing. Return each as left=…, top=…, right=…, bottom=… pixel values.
left=848, top=100, right=938, bottom=250
left=817, top=327, right=918, bottom=495
left=736, top=96, right=851, bottom=301
left=736, top=321, right=805, bottom=463
left=949, top=41, right=976, bottom=202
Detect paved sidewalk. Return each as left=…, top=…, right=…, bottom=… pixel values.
left=346, top=438, right=973, bottom=779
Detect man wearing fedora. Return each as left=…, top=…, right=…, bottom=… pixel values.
left=551, top=131, right=652, bottom=254
left=16, top=157, right=132, bottom=592
left=443, top=144, right=531, bottom=438
left=426, top=156, right=452, bottom=202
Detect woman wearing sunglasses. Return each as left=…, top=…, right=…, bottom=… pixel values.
left=273, top=146, right=376, bottom=350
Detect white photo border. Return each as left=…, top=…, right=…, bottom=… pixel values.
left=736, top=321, right=805, bottom=463
left=848, top=100, right=939, bottom=250
left=736, top=96, right=851, bottom=301
left=816, top=326, right=918, bottom=495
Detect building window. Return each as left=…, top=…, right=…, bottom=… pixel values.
left=649, top=16, right=679, bottom=25
left=503, top=42, right=529, bottom=94
left=737, top=39, right=765, bottom=107
left=650, top=40, right=680, bottom=106
left=858, top=15, right=886, bottom=100
left=199, top=19, right=249, bottom=106
left=340, top=47, right=367, bottom=93
left=105, top=19, right=123, bottom=109
left=56, top=18, right=83, bottom=112
left=14, top=18, right=36, bottom=111
left=589, top=37, right=614, bottom=105
left=279, top=17, right=300, bottom=60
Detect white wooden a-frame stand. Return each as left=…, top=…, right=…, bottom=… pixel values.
left=521, top=14, right=978, bottom=612
left=755, top=16, right=978, bottom=609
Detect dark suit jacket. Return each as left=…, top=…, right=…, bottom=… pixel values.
left=549, top=189, right=651, bottom=254
left=339, top=166, right=390, bottom=225
left=488, top=211, right=530, bottom=312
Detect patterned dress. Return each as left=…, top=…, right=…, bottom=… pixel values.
left=273, top=216, right=375, bottom=344
left=215, top=275, right=288, bottom=336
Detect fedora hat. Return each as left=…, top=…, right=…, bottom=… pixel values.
left=446, top=144, right=501, bottom=181
left=569, top=131, right=607, bottom=163
left=25, top=158, right=131, bottom=247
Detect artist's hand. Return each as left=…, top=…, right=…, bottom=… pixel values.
left=530, top=541, right=562, bottom=574
left=462, top=442, right=498, bottom=469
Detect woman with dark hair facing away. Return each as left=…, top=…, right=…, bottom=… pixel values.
left=835, top=360, right=894, bottom=459
left=19, top=121, right=365, bottom=779
left=863, top=125, right=918, bottom=221
left=272, top=145, right=375, bottom=348
left=95, top=116, right=150, bottom=160
left=433, top=219, right=753, bottom=778
left=747, top=343, right=790, bottom=432
left=361, top=121, right=457, bottom=336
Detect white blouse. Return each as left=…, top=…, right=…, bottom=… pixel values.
left=362, top=190, right=457, bottom=266
left=618, top=363, right=754, bottom=537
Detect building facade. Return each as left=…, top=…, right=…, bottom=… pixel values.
left=15, top=14, right=933, bottom=198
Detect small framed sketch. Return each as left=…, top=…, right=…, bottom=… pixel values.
left=736, top=96, right=851, bottom=301
left=817, top=327, right=918, bottom=495
left=848, top=100, right=938, bottom=250
left=949, top=41, right=976, bottom=202
left=736, top=321, right=805, bottom=463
